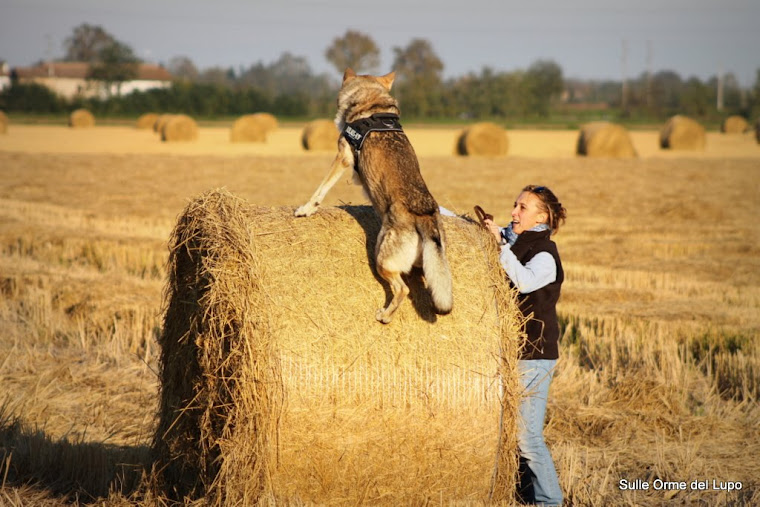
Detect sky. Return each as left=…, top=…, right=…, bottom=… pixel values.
left=1, top=0, right=759, bottom=87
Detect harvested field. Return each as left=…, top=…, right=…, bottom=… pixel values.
left=0, top=124, right=759, bottom=505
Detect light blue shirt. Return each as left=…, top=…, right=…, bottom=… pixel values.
left=499, top=225, right=557, bottom=294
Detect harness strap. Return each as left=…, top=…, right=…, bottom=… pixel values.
left=342, top=113, right=403, bottom=152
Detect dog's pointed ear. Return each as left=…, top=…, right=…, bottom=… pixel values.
left=343, top=68, right=357, bottom=83
left=377, top=71, right=396, bottom=91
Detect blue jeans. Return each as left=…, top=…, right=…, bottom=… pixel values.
left=517, top=359, right=562, bottom=506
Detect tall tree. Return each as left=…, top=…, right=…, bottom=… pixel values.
left=88, top=41, right=140, bottom=97
left=391, top=39, right=444, bottom=117
left=523, top=59, right=564, bottom=117
left=167, top=56, right=199, bottom=82
left=325, top=30, right=380, bottom=74
left=63, top=23, right=116, bottom=62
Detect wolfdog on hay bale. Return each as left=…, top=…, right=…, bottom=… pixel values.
left=152, top=189, right=523, bottom=504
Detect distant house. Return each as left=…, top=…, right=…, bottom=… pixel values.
left=11, top=61, right=172, bottom=99
left=0, top=62, right=10, bottom=91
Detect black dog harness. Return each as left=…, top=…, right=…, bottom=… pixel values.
left=342, top=113, right=403, bottom=152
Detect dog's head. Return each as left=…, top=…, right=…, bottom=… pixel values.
left=335, top=68, right=399, bottom=127
left=342, top=68, right=395, bottom=91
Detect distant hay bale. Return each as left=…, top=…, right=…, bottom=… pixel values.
left=0, top=111, right=7, bottom=134
left=659, top=115, right=706, bottom=150
left=576, top=121, right=637, bottom=158
left=301, top=119, right=338, bottom=151
left=153, top=189, right=523, bottom=504
left=721, top=115, right=749, bottom=134
left=455, top=122, right=509, bottom=156
left=250, top=112, right=278, bottom=133
left=136, top=113, right=159, bottom=130
left=161, top=114, right=198, bottom=142
left=69, top=109, right=95, bottom=128
left=229, top=114, right=267, bottom=143
left=153, top=114, right=175, bottom=134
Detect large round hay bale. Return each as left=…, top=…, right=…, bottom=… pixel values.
left=229, top=114, right=267, bottom=143
left=721, top=115, right=749, bottom=134
left=301, top=119, right=338, bottom=151
left=161, top=114, right=198, bottom=142
left=153, top=189, right=522, bottom=504
left=576, top=121, right=637, bottom=158
left=136, top=112, right=159, bottom=130
left=153, top=114, right=175, bottom=134
left=68, top=108, right=95, bottom=128
left=250, top=112, right=278, bottom=132
left=659, top=115, right=706, bottom=150
left=455, top=122, right=509, bottom=156
left=0, top=110, right=8, bottom=135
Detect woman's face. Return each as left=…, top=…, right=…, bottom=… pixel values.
left=511, top=191, right=547, bottom=235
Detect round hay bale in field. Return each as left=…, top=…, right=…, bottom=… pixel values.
left=161, top=114, right=198, bottom=142
left=721, top=115, right=749, bottom=134
left=0, top=110, right=8, bottom=134
left=659, top=115, right=706, bottom=150
left=229, top=114, right=267, bottom=143
left=250, top=112, right=278, bottom=132
left=153, top=114, right=175, bottom=134
left=301, top=119, right=338, bottom=151
left=455, top=122, right=509, bottom=156
left=576, top=121, right=637, bottom=158
left=68, top=108, right=95, bottom=128
left=153, top=189, right=523, bottom=504
left=135, top=112, right=159, bottom=130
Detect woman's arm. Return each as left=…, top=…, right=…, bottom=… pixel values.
left=499, top=247, right=556, bottom=294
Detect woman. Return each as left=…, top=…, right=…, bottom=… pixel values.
left=484, top=184, right=566, bottom=506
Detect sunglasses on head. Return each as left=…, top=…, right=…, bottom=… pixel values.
left=532, top=186, right=547, bottom=194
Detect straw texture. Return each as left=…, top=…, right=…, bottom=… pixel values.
left=153, top=189, right=523, bottom=504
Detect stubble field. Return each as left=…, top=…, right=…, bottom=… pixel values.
left=0, top=123, right=759, bottom=505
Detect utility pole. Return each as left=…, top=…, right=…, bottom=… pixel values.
left=646, top=40, right=653, bottom=109
left=716, top=64, right=724, bottom=112
left=621, top=39, right=628, bottom=113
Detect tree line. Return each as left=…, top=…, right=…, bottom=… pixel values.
left=2, top=24, right=759, bottom=123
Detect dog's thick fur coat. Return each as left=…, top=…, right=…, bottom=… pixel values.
left=295, top=69, right=453, bottom=323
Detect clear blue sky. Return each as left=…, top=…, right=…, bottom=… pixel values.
left=2, top=0, right=759, bottom=86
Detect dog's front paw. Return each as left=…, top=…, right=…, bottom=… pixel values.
left=294, top=202, right=318, bottom=217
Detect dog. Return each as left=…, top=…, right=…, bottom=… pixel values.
left=295, top=68, right=452, bottom=324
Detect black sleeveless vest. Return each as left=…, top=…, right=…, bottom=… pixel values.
left=509, top=229, right=564, bottom=360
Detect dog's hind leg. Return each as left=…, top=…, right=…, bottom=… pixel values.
left=295, top=137, right=354, bottom=217
left=374, top=228, right=417, bottom=324
left=375, top=265, right=409, bottom=324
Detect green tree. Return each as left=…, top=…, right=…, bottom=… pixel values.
left=167, top=56, right=199, bottom=82
left=63, top=23, right=116, bottom=62
left=391, top=39, right=444, bottom=117
left=522, top=59, right=563, bottom=117
left=88, top=41, right=140, bottom=97
left=325, top=30, right=380, bottom=74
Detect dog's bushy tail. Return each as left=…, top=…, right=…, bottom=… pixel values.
left=418, top=216, right=453, bottom=315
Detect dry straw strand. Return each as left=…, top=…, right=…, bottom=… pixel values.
left=161, top=114, right=199, bottom=142
left=153, top=190, right=523, bottom=504
left=576, top=121, right=637, bottom=158
left=69, top=108, right=95, bottom=128
left=301, top=119, right=338, bottom=151
left=659, top=115, right=706, bottom=150
left=456, top=122, right=509, bottom=156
